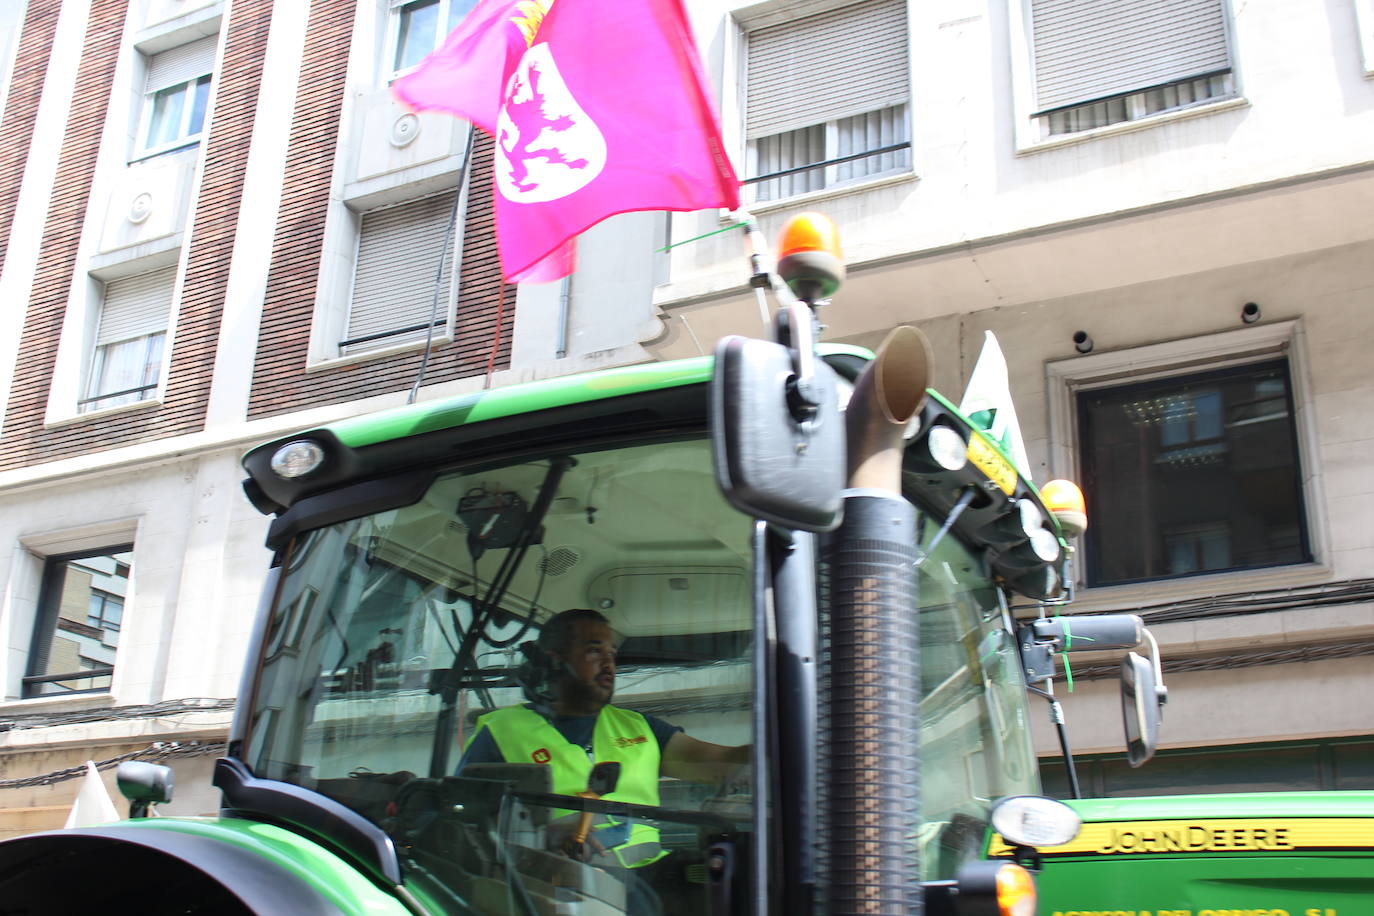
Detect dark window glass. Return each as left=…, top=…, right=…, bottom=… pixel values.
left=394, top=0, right=440, bottom=71
left=1333, top=741, right=1374, bottom=789
left=24, top=548, right=131, bottom=697
left=1097, top=745, right=1322, bottom=796
left=1040, top=736, right=1374, bottom=796
left=1078, top=360, right=1309, bottom=586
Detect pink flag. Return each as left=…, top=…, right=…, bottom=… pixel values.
left=393, top=0, right=741, bottom=283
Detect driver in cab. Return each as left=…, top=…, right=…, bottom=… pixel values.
left=457, top=608, right=749, bottom=872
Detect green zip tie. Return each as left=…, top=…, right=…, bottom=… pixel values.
left=1060, top=615, right=1074, bottom=692
left=657, top=219, right=747, bottom=252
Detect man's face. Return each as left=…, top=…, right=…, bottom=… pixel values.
left=554, top=619, right=617, bottom=710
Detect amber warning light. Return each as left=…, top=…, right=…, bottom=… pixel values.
left=1040, top=478, right=1087, bottom=538
left=775, top=211, right=846, bottom=302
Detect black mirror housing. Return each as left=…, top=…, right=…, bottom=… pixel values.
left=711, top=335, right=845, bottom=532
left=1121, top=651, right=1164, bottom=767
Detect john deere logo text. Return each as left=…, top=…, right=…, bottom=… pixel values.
left=613, top=735, right=648, bottom=748
left=531, top=748, right=552, bottom=763
left=1097, top=824, right=1294, bottom=853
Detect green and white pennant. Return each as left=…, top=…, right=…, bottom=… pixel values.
left=959, top=331, right=1032, bottom=482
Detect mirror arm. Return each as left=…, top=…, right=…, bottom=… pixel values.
left=1143, top=629, right=1168, bottom=707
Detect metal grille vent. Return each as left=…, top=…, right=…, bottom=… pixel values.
left=541, top=547, right=580, bottom=577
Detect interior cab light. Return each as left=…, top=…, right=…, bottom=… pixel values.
left=1040, top=478, right=1087, bottom=538
left=775, top=211, right=846, bottom=300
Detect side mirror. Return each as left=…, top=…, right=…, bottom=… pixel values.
left=710, top=335, right=845, bottom=532
left=1121, top=651, right=1167, bottom=767
left=116, top=761, right=174, bottom=817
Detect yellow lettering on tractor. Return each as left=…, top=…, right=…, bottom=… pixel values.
left=988, top=818, right=1369, bottom=857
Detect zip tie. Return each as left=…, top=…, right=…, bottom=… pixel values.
left=656, top=219, right=748, bottom=252
left=1060, top=614, right=1075, bottom=692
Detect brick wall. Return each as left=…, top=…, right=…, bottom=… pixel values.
left=0, top=0, right=129, bottom=470
left=246, top=0, right=514, bottom=420
left=0, top=0, right=59, bottom=286
left=0, top=0, right=271, bottom=470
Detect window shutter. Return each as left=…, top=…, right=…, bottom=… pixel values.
left=746, top=0, right=909, bottom=139
left=145, top=36, right=216, bottom=92
left=97, top=268, right=174, bottom=345
left=347, top=191, right=458, bottom=352
left=1031, top=0, right=1231, bottom=113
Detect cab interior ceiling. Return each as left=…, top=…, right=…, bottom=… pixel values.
left=361, top=439, right=752, bottom=645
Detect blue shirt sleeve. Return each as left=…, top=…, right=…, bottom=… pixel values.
left=644, top=713, right=683, bottom=753
left=455, top=726, right=502, bottom=772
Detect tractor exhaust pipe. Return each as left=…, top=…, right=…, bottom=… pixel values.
left=820, top=325, right=932, bottom=915
left=845, top=325, right=932, bottom=492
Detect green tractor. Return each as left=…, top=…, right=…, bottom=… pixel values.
left=0, top=216, right=1162, bottom=915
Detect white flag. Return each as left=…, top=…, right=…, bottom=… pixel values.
left=64, top=761, right=120, bottom=828
left=959, top=331, right=1032, bottom=481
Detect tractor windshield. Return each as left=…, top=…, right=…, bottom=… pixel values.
left=241, top=433, right=1035, bottom=912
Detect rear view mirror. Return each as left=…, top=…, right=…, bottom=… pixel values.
left=711, top=336, right=845, bottom=532
left=1121, top=651, right=1166, bottom=767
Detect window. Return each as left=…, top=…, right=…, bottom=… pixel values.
left=138, top=36, right=215, bottom=155
left=1042, top=736, right=1374, bottom=797
left=82, top=268, right=174, bottom=412
left=343, top=191, right=459, bottom=356
left=1077, top=359, right=1310, bottom=585
left=390, top=0, right=475, bottom=75
left=743, top=0, right=911, bottom=203
left=24, top=548, right=132, bottom=698
left=1028, top=0, right=1235, bottom=139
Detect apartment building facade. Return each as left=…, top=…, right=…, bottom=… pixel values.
left=1, top=0, right=1372, bottom=838
left=654, top=0, right=1374, bottom=792
left=0, top=0, right=666, bottom=836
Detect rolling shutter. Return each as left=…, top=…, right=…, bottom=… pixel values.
left=1031, top=0, right=1231, bottom=113
left=346, top=191, right=458, bottom=353
left=145, top=36, right=216, bottom=92
left=97, top=268, right=174, bottom=345
left=745, top=0, right=909, bottom=139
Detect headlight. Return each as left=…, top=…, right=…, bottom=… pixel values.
left=1017, top=498, right=1045, bottom=537
left=1029, top=527, right=1062, bottom=563
left=270, top=440, right=326, bottom=478
left=991, top=795, right=1082, bottom=848
left=926, top=425, right=968, bottom=471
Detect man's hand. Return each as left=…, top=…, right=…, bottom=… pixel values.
left=661, top=733, right=751, bottom=786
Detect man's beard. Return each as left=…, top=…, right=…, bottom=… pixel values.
left=559, top=675, right=613, bottom=711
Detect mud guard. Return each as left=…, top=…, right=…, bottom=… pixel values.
left=0, top=826, right=350, bottom=915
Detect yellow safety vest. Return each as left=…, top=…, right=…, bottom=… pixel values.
left=474, top=705, right=666, bottom=867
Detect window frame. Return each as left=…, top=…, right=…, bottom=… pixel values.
left=340, top=188, right=463, bottom=359
left=1074, top=357, right=1311, bottom=586
left=1045, top=319, right=1328, bottom=597
left=134, top=37, right=217, bottom=160
left=22, top=546, right=134, bottom=699
left=80, top=267, right=177, bottom=415
left=735, top=0, right=914, bottom=207
left=385, top=0, right=475, bottom=81
left=1008, top=0, right=1245, bottom=151
left=1356, top=0, right=1374, bottom=78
